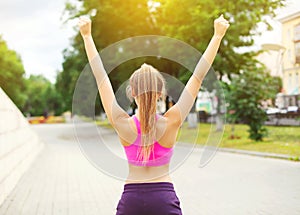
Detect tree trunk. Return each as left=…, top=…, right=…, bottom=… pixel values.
left=215, top=113, right=223, bottom=131
left=230, top=122, right=235, bottom=139
left=188, top=112, right=198, bottom=128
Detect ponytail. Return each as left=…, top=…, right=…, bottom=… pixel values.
left=126, top=63, right=166, bottom=164
left=137, top=91, right=157, bottom=164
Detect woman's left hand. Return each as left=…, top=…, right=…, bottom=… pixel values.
left=213, top=14, right=230, bottom=38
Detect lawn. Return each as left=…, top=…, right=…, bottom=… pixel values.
left=96, top=119, right=300, bottom=158
left=178, top=122, right=300, bottom=158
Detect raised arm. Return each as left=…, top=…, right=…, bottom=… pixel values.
left=78, top=17, right=129, bottom=127
left=165, top=15, right=230, bottom=125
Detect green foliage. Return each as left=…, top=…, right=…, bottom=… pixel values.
left=0, top=36, right=27, bottom=109
left=154, top=0, right=284, bottom=79
left=225, top=64, right=282, bottom=141
left=23, top=75, right=64, bottom=116
left=55, top=45, right=86, bottom=113
left=57, top=0, right=165, bottom=113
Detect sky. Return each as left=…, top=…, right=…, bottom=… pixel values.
left=0, top=0, right=300, bottom=83
left=0, top=0, right=78, bottom=83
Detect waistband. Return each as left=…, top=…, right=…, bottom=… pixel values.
left=124, top=182, right=175, bottom=192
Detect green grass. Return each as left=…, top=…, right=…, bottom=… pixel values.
left=178, top=122, right=300, bottom=157
left=95, top=119, right=300, bottom=158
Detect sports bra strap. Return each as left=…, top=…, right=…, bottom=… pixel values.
left=132, top=115, right=141, bottom=134
left=132, top=114, right=160, bottom=135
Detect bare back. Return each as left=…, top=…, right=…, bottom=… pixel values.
left=118, top=107, right=181, bottom=183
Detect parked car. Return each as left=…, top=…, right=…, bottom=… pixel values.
left=287, top=106, right=299, bottom=113
left=280, top=108, right=288, bottom=114
left=265, top=107, right=280, bottom=114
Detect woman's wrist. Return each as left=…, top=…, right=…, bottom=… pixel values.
left=213, top=34, right=224, bottom=40
left=83, top=34, right=93, bottom=40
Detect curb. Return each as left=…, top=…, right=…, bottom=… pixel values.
left=217, top=147, right=299, bottom=161
left=177, top=142, right=299, bottom=162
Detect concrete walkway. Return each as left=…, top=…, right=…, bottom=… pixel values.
left=0, top=123, right=300, bottom=215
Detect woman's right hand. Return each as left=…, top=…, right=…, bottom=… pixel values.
left=78, top=16, right=92, bottom=38
left=214, top=14, right=230, bottom=38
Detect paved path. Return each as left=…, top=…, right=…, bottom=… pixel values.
left=0, top=123, right=300, bottom=215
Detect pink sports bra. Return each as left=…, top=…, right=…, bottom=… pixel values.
left=123, top=115, right=174, bottom=166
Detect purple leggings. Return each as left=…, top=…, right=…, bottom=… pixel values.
left=116, top=182, right=182, bottom=215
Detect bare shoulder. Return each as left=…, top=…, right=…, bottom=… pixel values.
left=154, top=107, right=182, bottom=148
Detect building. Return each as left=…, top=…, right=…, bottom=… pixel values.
left=259, top=43, right=285, bottom=78
left=279, top=11, right=300, bottom=101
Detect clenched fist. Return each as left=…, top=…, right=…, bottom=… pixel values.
left=78, top=17, right=92, bottom=38
left=214, top=14, right=230, bottom=38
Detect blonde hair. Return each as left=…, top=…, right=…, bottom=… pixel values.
left=126, top=63, right=166, bottom=164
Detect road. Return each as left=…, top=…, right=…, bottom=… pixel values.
left=0, top=123, right=299, bottom=215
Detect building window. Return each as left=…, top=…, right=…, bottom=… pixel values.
left=295, top=24, right=300, bottom=41
left=296, top=42, right=300, bottom=64
left=296, top=72, right=299, bottom=87
left=294, top=23, right=300, bottom=63
left=289, top=73, right=292, bottom=91
left=287, top=49, right=293, bottom=64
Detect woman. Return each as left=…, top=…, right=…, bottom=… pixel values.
left=79, top=14, right=229, bottom=215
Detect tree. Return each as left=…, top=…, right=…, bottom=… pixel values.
left=154, top=0, right=284, bottom=79
left=57, top=0, right=162, bottom=113
left=56, top=46, right=87, bottom=113
left=23, top=75, right=64, bottom=116
left=225, top=64, right=282, bottom=141
left=0, top=36, right=27, bottom=109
